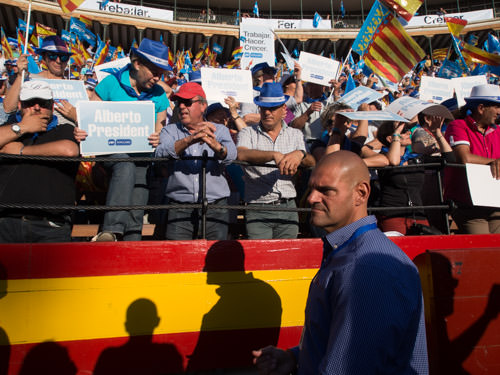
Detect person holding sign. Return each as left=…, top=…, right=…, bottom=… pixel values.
left=76, top=38, right=170, bottom=242
left=444, top=84, right=500, bottom=234
left=155, top=82, right=237, bottom=240
left=0, top=81, right=79, bottom=243
left=237, top=82, right=315, bottom=239
left=3, top=36, right=77, bottom=126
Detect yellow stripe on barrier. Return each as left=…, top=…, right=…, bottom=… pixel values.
left=1, top=269, right=316, bottom=345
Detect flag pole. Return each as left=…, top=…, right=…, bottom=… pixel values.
left=21, top=0, right=33, bottom=82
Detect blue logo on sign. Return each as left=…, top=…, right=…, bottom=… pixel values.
left=108, top=139, right=116, bottom=146
left=117, top=139, right=132, bottom=146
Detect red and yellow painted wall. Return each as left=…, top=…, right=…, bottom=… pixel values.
left=0, top=235, right=499, bottom=374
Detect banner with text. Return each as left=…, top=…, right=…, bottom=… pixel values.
left=80, top=0, right=173, bottom=21
left=201, top=68, right=253, bottom=103
left=299, top=52, right=340, bottom=86
left=77, top=101, right=155, bottom=156
left=338, top=86, right=385, bottom=110
left=406, top=9, right=493, bottom=28
left=38, top=79, right=88, bottom=106
left=241, top=17, right=331, bottom=30
left=419, top=76, right=455, bottom=103
left=240, top=24, right=275, bottom=70
left=452, top=75, right=488, bottom=107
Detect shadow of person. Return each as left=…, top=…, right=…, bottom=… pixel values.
left=0, top=263, right=9, bottom=375
left=186, top=241, right=282, bottom=373
left=93, top=298, right=183, bottom=375
left=427, top=252, right=500, bottom=375
left=18, top=341, right=77, bottom=375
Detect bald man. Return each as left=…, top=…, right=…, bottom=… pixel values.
left=253, top=151, right=428, bottom=374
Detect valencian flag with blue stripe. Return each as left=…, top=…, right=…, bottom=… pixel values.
left=353, top=0, right=424, bottom=83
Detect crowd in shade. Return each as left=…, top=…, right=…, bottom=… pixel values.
left=1, top=9, right=500, bottom=243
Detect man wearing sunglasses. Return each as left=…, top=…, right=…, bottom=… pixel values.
left=155, top=82, right=237, bottom=240
left=75, top=38, right=170, bottom=241
left=3, top=36, right=77, bottom=127
left=0, top=81, right=79, bottom=243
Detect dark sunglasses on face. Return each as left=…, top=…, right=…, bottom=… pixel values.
left=47, top=53, right=70, bottom=63
left=176, top=98, right=202, bottom=107
left=260, top=105, right=283, bottom=112
left=21, top=98, right=53, bottom=109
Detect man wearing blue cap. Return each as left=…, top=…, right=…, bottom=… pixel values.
left=76, top=38, right=170, bottom=241
left=237, top=82, right=314, bottom=239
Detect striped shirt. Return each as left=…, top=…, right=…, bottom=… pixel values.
left=237, top=122, right=306, bottom=203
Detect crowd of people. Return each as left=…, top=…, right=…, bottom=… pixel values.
left=1, top=34, right=500, bottom=243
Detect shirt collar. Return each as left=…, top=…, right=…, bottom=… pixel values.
left=257, top=120, right=287, bottom=135
left=322, top=215, right=377, bottom=254
left=466, top=115, right=498, bottom=133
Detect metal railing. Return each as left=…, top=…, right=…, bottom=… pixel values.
left=0, top=152, right=464, bottom=238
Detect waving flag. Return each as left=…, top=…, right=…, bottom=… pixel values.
left=445, top=17, right=467, bottom=37
left=450, top=35, right=471, bottom=74
left=94, top=39, right=110, bottom=66
left=462, top=42, right=500, bottom=66
left=168, top=49, right=174, bottom=67
left=18, top=19, right=34, bottom=35
left=380, top=0, right=422, bottom=22
left=36, top=23, right=57, bottom=37
left=344, top=72, right=356, bottom=94
left=236, top=10, right=240, bottom=26
left=253, top=1, right=259, bottom=18
left=340, top=1, right=345, bottom=18
left=212, top=42, right=223, bottom=54
left=1, top=27, right=14, bottom=59
left=57, top=0, right=85, bottom=13
left=487, top=33, right=500, bottom=54
left=313, top=12, right=322, bottom=28
left=355, top=1, right=425, bottom=83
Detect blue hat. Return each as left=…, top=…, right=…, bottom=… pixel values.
left=206, top=103, right=229, bottom=117
left=254, top=82, right=289, bottom=107
left=251, top=62, right=277, bottom=76
left=35, top=36, right=72, bottom=56
left=131, top=38, right=171, bottom=71
left=4, top=59, right=12, bottom=66
left=85, top=78, right=97, bottom=90
left=188, top=70, right=202, bottom=83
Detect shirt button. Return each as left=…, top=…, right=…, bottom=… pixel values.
left=333, top=245, right=338, bottom=249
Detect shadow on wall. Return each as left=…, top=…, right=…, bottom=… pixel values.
left=187, top=240, right=283, bottom=372
left=93, top=298, right=184, bottom=375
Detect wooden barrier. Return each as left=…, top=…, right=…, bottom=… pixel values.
left=1, top=235, right=499, bottom=374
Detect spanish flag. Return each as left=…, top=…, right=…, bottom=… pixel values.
left=36, top=23, right=57, bottom=37
left=1, top=27, right=13, bottom=59
left=57, top=0, right=85, bottom=13
left=445, top=17, right=467, bottom=38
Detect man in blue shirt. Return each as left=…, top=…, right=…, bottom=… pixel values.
left=76, top=38, right=170, bottom=241
left=253, top=150, right=428, bottom=374
left=155, top=82, right=237, bottom=240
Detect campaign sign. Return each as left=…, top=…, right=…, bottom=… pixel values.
left=37, top=79, right=88, bottom=106
left=338, top=111, right=409, bottom=122
left=386, top=97, right=436, bottom=120
left=94, top=57, right=130, bottom=82
left=466, top=163, right=500, bottom=208
left=452, top=75, right=488, bottom=108
left=420, top=76, right=454, bottom=103
left=77, top=101, right=155, bottom=156
left=240, top=24, right=275, bottom=69
left=299, top=52, right=340, bottom=86
left=338, top=86, right=384, bottom=110
left=80, top=0, right=173, bottom=21
left=201, top=68, right=253, bottom=103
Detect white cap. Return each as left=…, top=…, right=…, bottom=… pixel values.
left=20, top=80, right=53, bottom=101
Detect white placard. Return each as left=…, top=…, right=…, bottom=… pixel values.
left=406, top=9, right=493, bottom=28
left=338, top=86, right=385, bottom=110
left=466, top=163, right=500, bottom=208
left=451, top=75, right=488, bottom=108
left=94, top=57, right=131, bottom=82
left=240, top=24, right=275, bottom=70
left=338, top=111, right=409, bottom=122
left=77, top=101, right=155, bottom=156
left=37, top=79, right=88, bottom=106
left=298, top=51, right=340, bottom=86
left=80, top=0, right=173, bottom=21
left=201, top=68, right=253, bottom=103
left=386, top=97, right=437, bottom=120
left=419, top=76, right=455, bottom=103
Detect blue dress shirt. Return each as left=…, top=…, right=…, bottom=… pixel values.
left=292, top=215, right=428, bottom=374
left=155, top=122, right=237, bottom=203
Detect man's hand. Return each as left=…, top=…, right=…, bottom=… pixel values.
left=190, top=121, right=217, bottom=146
left=16, top=54, right=29, bottom=72
left=148, top=131, right=160, bottom=148
left=252, top=346, right=296, bottom=375
left=74, top=127, right=88, bottom=143
left=55, top=100, right=77, bottom=122
left=306, top=101, right=322, bottom=115
left=277, top=150, right=302, bottom=175
left=490, top=159, right=500, bottom=179
left=19, top=108, right=51, bottom=133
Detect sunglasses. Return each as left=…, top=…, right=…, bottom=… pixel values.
left=47, top=53, right=70, bottom=63
left=176, top=98, right=202, bottom=107
left=260, top=104, right=283, bottom=112
left=21, top=98, right=53, bottom=109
